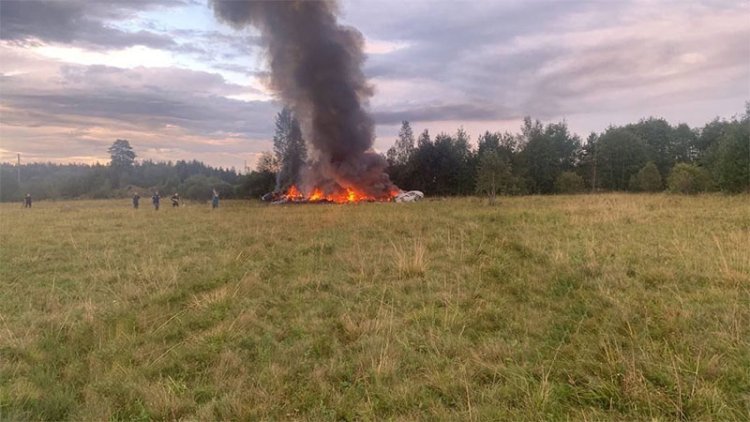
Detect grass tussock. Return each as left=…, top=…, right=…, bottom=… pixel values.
left=392, top=238, right=427, bottom=279
left=0, top=194, right=748, bottom=420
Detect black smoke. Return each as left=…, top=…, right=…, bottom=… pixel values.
left=211, top=0, right=398, bottom=198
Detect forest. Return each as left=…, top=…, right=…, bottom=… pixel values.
left=1, top=104, right=747, bottom=202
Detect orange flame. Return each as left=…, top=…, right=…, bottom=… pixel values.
left=280, top=184, right=396, bottom=203
left=309, top=188, right=324, bottom=201
left=285, top=185, right=304, bottom=201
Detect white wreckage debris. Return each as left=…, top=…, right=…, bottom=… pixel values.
left=394, top=190, right=424, bottom=203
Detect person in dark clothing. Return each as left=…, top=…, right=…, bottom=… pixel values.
left=171, top=193, right=180, bottom=208
left=211, top=189, right=219, bottom=209
left=132, top=193, right=140, bottom=209
left=24, top=193, right=32, bottom=208
left=152, top=192, right=160, bottom=210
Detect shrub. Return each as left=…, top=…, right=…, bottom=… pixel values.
left=667, top=163, right=712, bottom=194
left=241, top=171, right=276, bottom=198
left=555, top=171, right=585, bottom=194
left=635, top=161, right=663, bottom=192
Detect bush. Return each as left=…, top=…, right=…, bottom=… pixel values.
left=241, top=171, right=276, bottom=199
left=555, top=171, right=585, bottom=194
left=667, top=163, right=712, bottom=194
left=634, top=161, right=663, bottom=192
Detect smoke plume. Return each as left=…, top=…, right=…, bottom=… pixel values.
left=212, top=0, right=398, bottom=198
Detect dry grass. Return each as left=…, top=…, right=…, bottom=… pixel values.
left=392, top=238, right=427, bottom=279
left=0, top=194, right=748, bottom=420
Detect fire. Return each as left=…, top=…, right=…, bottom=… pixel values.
left=286, top=185, right=303, bottom=199
left=308, top=188, right=324, bottom=201
left=276, top=185, right=396, bottom=203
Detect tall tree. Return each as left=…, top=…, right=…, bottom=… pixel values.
left=417, top=129, right=431, bottom=147
left=712, top=110, right=749, bottom=192
left=405, top=130, right=475, bottom=195
left=108, top=139, right=136, bottom=188
left=386, top=121, right=417, bottom=187
left=519, top=118, right=580, bottom=194
left=627, top=118, right=673, bottom=178
left=670, top=123, right=697, bottom=163
left=108, top=139, right=136, bottom=169
left=596, top=127, right=648, bottom=190
left=396, top=129, right=435, bottom=192
left=405, top=131, right=436, bottom=192
left=578, top=132, right=599, bottom=191
left=477, top=131, right=500, bottom=158
left=453, top=127, right=477, bottom=194
left=477, top=131, right=516, bottom=162
left=387, top=121, right=415, bottom=166
left=273, top=107, right=307, bottom=190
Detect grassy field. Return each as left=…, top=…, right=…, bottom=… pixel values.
left=0, top=194, right=748, bottom=420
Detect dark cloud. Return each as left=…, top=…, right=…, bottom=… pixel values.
left=515, top=35, right=750, bottom=119
left=0, top=0, right=185, bottom=50
left=352, top=0, right=598, bottom=89
left=3, top=90, right=273, bottom=136
left=0, top=64, right=276, bottom=138
left=352, top=0, right=749, bottom=124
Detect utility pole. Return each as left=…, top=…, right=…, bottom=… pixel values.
left=17, top=153, right=21, bottom=186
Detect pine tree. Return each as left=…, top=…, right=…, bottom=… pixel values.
left=391, top=121, right=415, bottom=166
left=272, top=107, right=307, bottom=190
left=108, top=139, right=136, bottom=169
left=108, top=139, right=136, bottom=188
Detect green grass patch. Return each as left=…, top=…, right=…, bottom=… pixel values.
left=0, top=194, right=748, bottom=420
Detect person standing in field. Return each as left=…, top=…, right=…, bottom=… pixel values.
left=171, top=193, right=180, bottom=208
left=24, top=193, right=32, bottom=208
left=152, top=192, right=160, bottom=210
left=211, top=189, right=219, bottom=209
left=132, top=192, right=140, bottom=209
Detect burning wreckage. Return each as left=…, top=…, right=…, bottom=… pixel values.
left=261, top=186, right=424, bottom=204
left=212, top=0, right=422, bottom=205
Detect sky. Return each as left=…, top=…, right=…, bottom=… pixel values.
left=1, top=0, right=748, bottom=170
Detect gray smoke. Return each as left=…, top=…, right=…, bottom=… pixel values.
left=212, top=0, right=398, bottom=198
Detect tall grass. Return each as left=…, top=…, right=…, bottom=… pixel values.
left=0, top=194, right=748, bottom=420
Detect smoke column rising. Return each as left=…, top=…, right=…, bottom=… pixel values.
left=212, top=0, right=398, bottom=197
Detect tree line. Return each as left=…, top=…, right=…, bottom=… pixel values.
left=246, top=104, right=748, bottom=198
left=382, top=104, right=749, bottom=198
left=0, top=140, right=242, bottom=202
left=1, top=105, right=747, bottom=202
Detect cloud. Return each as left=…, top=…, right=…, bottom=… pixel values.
left=1, top=59, right=274, bottom=134
left=0, top=44, right=278, bottom=168
left=353, top=0, right=749, bottom=124
left=373, top=103, right=511, bottom=125
left=0, top=0, right=187, bottom=50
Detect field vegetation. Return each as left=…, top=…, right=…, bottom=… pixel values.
left=1, top=194, right=748, bottom=420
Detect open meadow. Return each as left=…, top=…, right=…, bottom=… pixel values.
left=0, top=194, right=748, bottom=420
